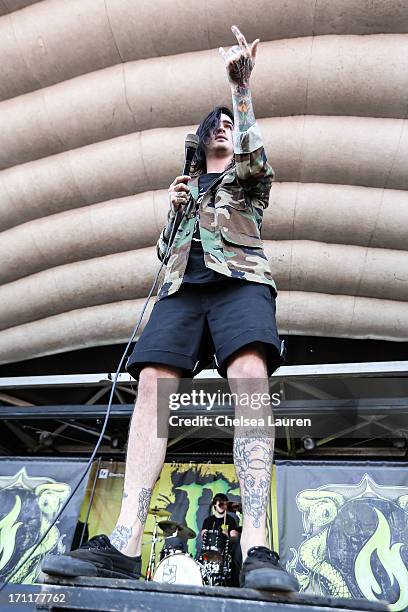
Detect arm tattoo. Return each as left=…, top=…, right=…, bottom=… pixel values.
left=137, top=487, right=152, bottom=524
left=234, top=437, right=273, bottom=528
left=231, top=83, right=256, bottom=133
left=222, top=36, right=256, bottom=132
left=110, top=524, right=132, bottom=552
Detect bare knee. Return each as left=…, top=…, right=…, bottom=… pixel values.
left=227, top=343, right=267, bottom=379
left=136, top=365, right=181, bottom=405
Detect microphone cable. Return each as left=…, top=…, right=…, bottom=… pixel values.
left=0, top=150, right=197, bottom=591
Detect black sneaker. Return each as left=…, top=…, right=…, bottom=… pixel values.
left=240, top=546, right=299, bottom=591
left=41, top=534, right=141, bottom=580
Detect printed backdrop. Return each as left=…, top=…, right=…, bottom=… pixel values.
left=82, top=461, right=276, bottom=574
left=0, top=458, right=89, bottom=584
left=6, top=454, right=405, bottom=611
left=276, top=461, right=408, bottom=612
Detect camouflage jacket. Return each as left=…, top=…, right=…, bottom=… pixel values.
left=156, top=122, right=276, bottom=300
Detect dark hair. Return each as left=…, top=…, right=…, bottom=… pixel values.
left=212, top=493, right=228, bottom=507
left=191, top=106, right=234, bottom=176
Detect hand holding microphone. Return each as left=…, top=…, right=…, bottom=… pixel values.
left=168, top=175, right=191, bottom=212
left=168, top=133, right=199, bottom=213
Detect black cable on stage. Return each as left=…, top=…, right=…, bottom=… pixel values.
left=0, top=134, right=199, bottom=591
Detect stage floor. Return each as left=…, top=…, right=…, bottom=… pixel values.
left=2, top=574, right=385, bottom=611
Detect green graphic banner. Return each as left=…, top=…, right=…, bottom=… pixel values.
left=83, top=461, right=277, bottom=574
left=276, top=461, right=408, bottom=612
left=0, top=458, right=89, bottom=584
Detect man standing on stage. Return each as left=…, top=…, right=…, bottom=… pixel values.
left=42, top=26, right=298, bottom=592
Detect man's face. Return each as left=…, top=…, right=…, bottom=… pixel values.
left=205, top=113, right=234, bottom=157
left=215, top=499, right=227, bottom=513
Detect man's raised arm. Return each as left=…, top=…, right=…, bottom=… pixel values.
left=219, top=26, right=274, bottom=200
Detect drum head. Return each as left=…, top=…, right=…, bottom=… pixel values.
left=153, top=552, right=203, bottom=586
left=201, top=529, right=227, bottom=561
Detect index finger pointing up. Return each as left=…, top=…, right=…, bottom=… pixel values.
left=231, top=25, right=249, bottom=52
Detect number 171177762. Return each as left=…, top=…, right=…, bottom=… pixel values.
left=7, top=592, right=67, bottom=604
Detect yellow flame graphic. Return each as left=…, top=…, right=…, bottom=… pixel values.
left=0, top=495, right=23, bottom=572
left=355, top=507, right=408, bottom=611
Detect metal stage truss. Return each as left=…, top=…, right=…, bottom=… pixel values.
left=0, top=361, right=407, bottom=460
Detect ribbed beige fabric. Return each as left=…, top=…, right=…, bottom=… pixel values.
left=0, top=0, right=407, bottom=364
left=1, top=0, right=408, bottom=100
left=0, top=292, right=406, bottom=365
left=2, top=35, right=408, bottom=169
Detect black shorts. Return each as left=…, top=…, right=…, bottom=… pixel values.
left=126, top=279, right=284, bottom=380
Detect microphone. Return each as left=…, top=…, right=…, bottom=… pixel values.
left=182, top=133, right=199, bottom=177
left=166, top=134, right=200, bottom=253
left=181, top=133, right=199, bottom=217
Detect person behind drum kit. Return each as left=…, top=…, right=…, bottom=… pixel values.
left=201, top=494, right=239, bottom=540
left=201, top=494, right=241, bottom=586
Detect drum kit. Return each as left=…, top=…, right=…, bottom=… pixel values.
left=199, top=529, right=231, bottom=586
left=145, top=506, right=232, bottom=586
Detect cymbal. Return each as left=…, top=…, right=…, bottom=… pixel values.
left=158, top=519, right=180, bottom=533
left=158, top=520, right=196, bottom=539
left=149, top=506, right=171, bottom=517
left=227, top=501, right=242, bottom=513
left=178, top=525, right=196, bottom=539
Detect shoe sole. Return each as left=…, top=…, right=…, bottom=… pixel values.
left=41, top=555, right=139, bottom=581
left=242, top=568, right=299, bottom=592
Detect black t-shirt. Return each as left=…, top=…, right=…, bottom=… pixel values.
left=182, top=172, right=224, bottom=284
left=202, top=513, right=238, bottom=536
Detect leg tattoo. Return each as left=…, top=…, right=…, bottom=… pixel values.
left=110, top=487, right=152, bottom=553
left=137, top=487, right=152, bottom=524
left=234, top=437, right=273, bottom=528
left=110, top=525, right=133, bottom=552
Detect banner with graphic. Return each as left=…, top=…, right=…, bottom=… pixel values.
left=276, top=461, right=408, bottom=611
left=145, top=462, right=240, bottom=562
left=82, top=461, right=277, bottom=574
left=84, top=462, right=241, bottom=572
left=0, top=458, right=89, bottom=584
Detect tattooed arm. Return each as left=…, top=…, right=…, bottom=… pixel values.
left=231, top=83, right=256, bottom=134
left=219, top=25, right=258, bottom=132
left=219, top=26, right=274, bottom=204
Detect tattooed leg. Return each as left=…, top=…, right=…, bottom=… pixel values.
left=227, top=343, right=275, bottom=560
left=137, top=487, right=152, bottom=524
left=233, top=435, right=274, bottom=558
left=109, top=366, right=181, bottom=557
left=110, top=524, right=133, bottom=552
